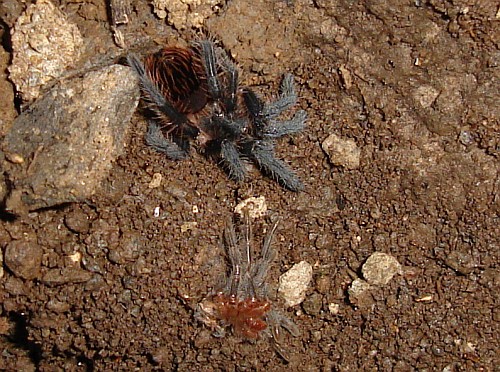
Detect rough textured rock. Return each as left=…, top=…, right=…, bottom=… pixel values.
left=361, top=252, right=402, bottom=286
left=321, top=133, right=361, bottom=169
left=234, top=196, right=267, bottom=219
left=278, top=261, right=313, bottom=307
left=9, top=0, right=84, bottom=102
left=4, top=240, right=43, bottom=280
left=151, top=0, right=222, bottom=29
left=2, top=65, right=139, bottom=213
left=41, top=267, right=93, bottom=286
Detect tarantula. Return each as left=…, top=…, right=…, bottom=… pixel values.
left=127, top=39, right=307, bottom=191
left=195, top=211, right=299, bottom=358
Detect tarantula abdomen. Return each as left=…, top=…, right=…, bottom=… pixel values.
left=128, top=39, right=307, bottom=191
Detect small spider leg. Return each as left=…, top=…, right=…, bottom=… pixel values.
left=241, top=209, right=259, bottom=299
left=264, top=110, right=307, bottom=139
left=251, top=141, right=304, bottom=192
left=145, top=121, right=188, bottom=160
left=197, top=40, right=221, bottom=100
left=267, top=310, right=300, bottom=341
left=252, top=217, right=279, bottom=289
left=262, top=74, right=298, bottom=119
left=224, top=217, right=242, bottom=298
left=220, top=140, right=247, bottom=181
left=127, top=53, right=188, bottom=126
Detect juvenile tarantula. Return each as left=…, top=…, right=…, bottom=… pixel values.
left=195, top=211, right=299, bottom=358
left=127, top=39, right=307, bottom=191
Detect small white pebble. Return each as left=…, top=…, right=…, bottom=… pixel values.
left=68, top=251, right=82, bottom=263
left=153, top=206, right=160, bottom=217
left=234, top=196, right=267, bottom=219
left=278, top=261, right=313, bottom=307
left=328, top=303, right=340, bottom=315
left=415, top=295, right=433, bottom=302
left=148, top=173, right=162, bottom=188
left=361, top=252, right=402, bottom=286
left=5, top=152, right=25, bottom=164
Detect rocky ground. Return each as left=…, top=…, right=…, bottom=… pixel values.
left=0, top=0, right=499, bottom=370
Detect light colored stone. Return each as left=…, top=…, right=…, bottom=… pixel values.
left=278, top=261, right=313, bottom=307
left=362, top=252, right=402, bottom=286
left=413, top=85, right=439, bottom=108
left=321, top=133, right=361, bottom=169
left=9, top=0, right=84, bottom=101
left=234, top=196, right=267, bottom=219
left=149, top=173, right=162, bottom=188
left=151, top=0, right=223, bottom=29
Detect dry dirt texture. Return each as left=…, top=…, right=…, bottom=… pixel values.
left=1, top=0, right=499, bottom=370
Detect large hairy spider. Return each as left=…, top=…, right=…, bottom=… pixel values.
left=127, top=39, right=306, bottom=191
left=195, top=211, right=299, bottom=359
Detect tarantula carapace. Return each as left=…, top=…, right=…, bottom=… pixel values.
left=127, top=39, right=307, bottom=191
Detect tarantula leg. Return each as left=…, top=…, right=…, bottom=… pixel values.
left=196, top=40, right=221, bottom=100
left=267, top=310, right=300, bottom=343
left=242, top=88, right=266, bottom=131
left=263, top=74, right=298, bottom=119
left=264, top=110, right=307, bottom=138
left=224, top=216, right=242, bottom=297
left=224, top=62, right=239, bottom=114
left=220, top=140, right=247, bottom=181
left=251, top=141, right=304, bottom=192
left=145, top=121, right=188, bottom=160
left=127, top=53, right=188, bottom=126
left=251, top=217, right=279, bottom=289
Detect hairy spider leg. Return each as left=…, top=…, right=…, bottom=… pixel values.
left=264, top=110, right=307, bottom=138
left=224, top=217, right=242, bottom=299
left=263, top=74, right=298, bottom=119
left=241, top=210, right=259, bottom=300
left=242, top=88, right=266, bottom=134
left=218, top=53, right=239, bottom=114
left=220, top=140, right=246, bottom=181
left=251, top=217, right=279, bottom=290
left=127, top=53, right=191, bottom=159
left=127, top=53, right=188, bottom=126
left=251, top=141, right=304, bottom=192
left=197, top=40, right=221, bottom=100
left=145, top=121, right=188, bottom=160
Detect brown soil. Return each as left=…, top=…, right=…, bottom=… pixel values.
left=1, top=0, right=499, bottom=370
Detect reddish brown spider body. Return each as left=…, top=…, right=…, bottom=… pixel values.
left=196, top=212, right=299, bottom=358
left=212, top=293, right=271, bottom=339
left=144, top=46, right=208, bottom=116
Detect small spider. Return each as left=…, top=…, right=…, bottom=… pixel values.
left=195, top=211, right=299, bottom=358
left=127, top=39, right=307, bottom=191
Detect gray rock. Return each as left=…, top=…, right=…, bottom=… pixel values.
left=3, top=65, right=139, bottom=213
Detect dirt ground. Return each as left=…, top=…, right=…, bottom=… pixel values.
left=0, top=0, right=499, bottom=370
